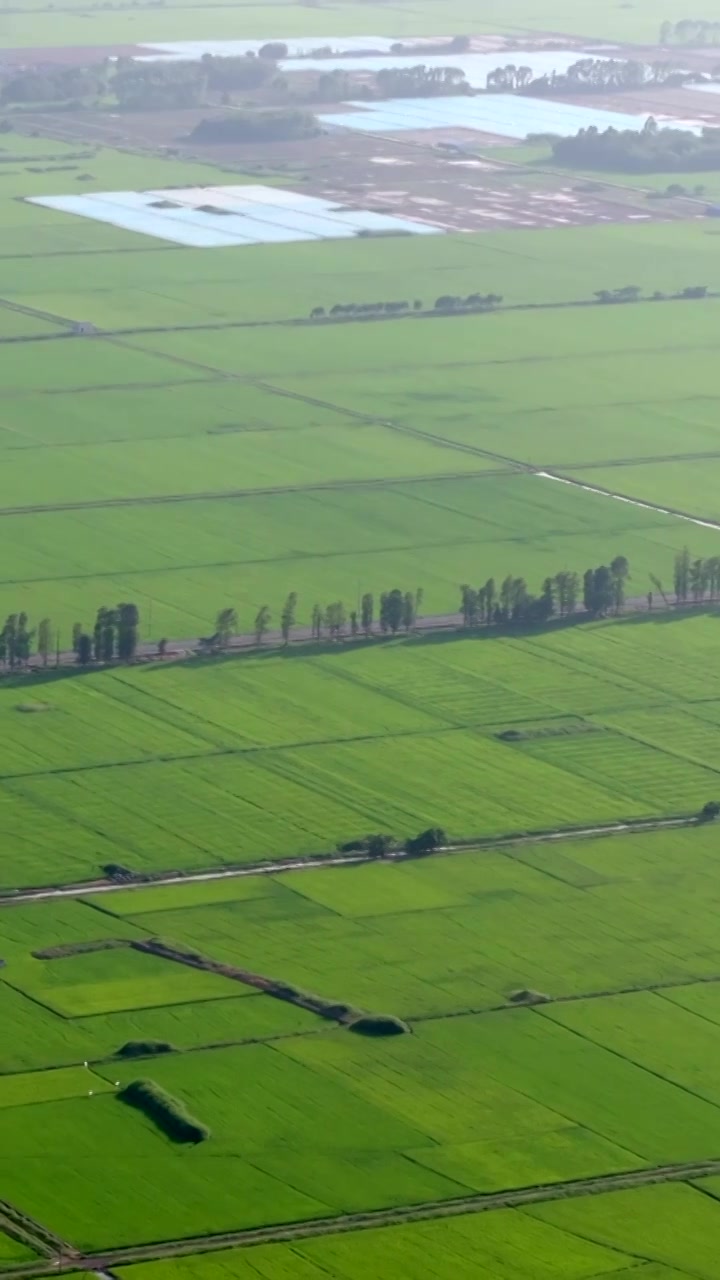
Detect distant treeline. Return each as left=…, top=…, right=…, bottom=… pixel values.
left=8, top=549, right=720, bottom=673
left=309, top=294, right=503, bottom=319
left=547, top=120, right=720, bottom=173
left=660, top=19, right=720, bottom=45
left=459, top=559, right=630, bottom=627
left=189, top=108, right=318, bottom=143
left=307, top=284, right=711, bottom=326
left=674, top=550, right=720, bottom=602
left=0, top=47, right=474, bottom=113
left=490, top=56, right=702, bottom=96
left=203, top=589, right=425, bottom=650
left=0, top=604, right=140, bottom=668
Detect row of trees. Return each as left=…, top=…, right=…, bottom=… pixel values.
left=550, top=120, right=720, bottom=174
left=206, top=589, right=426, bottom=650
left=376, top=64, right=470, bottom=97
left=0, top=51, right=282, bottom=109
left=8, top=547, right=720, bottom=672
left=310, top=282, right=714, bottom=326
left=673, top=550, right=720, bottom=602
left=308, top=294, right=503, bottom=320
left=79, top=604, right=140, bottom=665
left=311, top=300, right=424, bottom=319
left=593, top=284, right=709, bottom=303
left=510, top=56, right=694, bottom=97
left=0, top=614, right=48, bottom=667
left=190, top=108, right=318, bottom=144
left=486, top=64, right=534, bottom=90
left=0, top=603, right=140, bottom=668
left=434, top=293, right=503, bottom=312
left=459, top=559, right=630, bottom=627
left=660, top=19, right=720, bottom=45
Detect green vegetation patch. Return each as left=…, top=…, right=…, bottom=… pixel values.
left=119, top=1078, right=209, bottom=1143
left=0, top=1064, right=114, bottom=1108
left=3, top=945, right=242, bottom=1016
left=109, top=1185, right=720, bottom=1280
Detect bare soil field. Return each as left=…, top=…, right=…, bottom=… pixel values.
left=561, top=84, right=720, bottom=127
left=19, top=106, right=703, bottom=233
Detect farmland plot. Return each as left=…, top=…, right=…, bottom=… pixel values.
left=113, top=1188, right=719, bottom=1280
left=4, top=1010, right=720, bottom=1249
left=103, top=825, right=720, bottom=1019
left=3, top=615, right=720, bottom=887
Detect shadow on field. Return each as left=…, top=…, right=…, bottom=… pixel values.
left=6, top=602, right=720, bottom=691
left=146, top=601, right=720, bottom=675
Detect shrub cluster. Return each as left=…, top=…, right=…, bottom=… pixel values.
left=551, top=122, right=720, bottom=174
left=190, top=108, right=318, bottom=143
left=119, top=1079, right=209, bottom=1143
left=348, top=1014, right=410, bottom=1036
left=116, top=1041, right=177, bottom=1058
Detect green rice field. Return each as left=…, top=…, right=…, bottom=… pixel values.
left=2, top=612, right=720, bottom=887
left=4, top=827, right=720, bottom=1255
left=0, top=0, right=720, bottom=1268
left=111, top=1184, right=720, bottom=1280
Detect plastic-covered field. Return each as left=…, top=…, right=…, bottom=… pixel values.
left=26, top=184, right=442, bottom=248
left=320, top=94, right=706, bottom=138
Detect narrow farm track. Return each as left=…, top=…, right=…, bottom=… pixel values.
left=0, top=814, right=694, bottom=905
left=539, top=470, right=720, bottom=534
left=6, top=1158, right=720, bottom=1278
left=0, top=1199, right=76, bottom=1261
left=0, top=467, right=508, bottom=518
left=0, top=289, right=718, bottom=345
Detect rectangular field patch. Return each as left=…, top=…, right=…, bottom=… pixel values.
left=27, top=185, right=442, bottom=248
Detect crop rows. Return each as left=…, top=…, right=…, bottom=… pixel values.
left=2, top=616, right=720, bottom=888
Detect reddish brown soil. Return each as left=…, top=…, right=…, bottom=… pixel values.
left=21, top=105, right=702, bottom=233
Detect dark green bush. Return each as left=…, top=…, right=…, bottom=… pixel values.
left=190, top=108, right=318, bottom=144
left=116, top=1041, right=177, bottom=1058
left=508, top=988, right=551, bottom=1005
left=405, top=827, right=447, bottom=855
left=348, top=1013, right=410, bottom=1036
left=119, top=1079, right=209, bottom=1143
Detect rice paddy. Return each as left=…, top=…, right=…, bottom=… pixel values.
left=2, top=0, right=720, bottom=1268
left=4, top=827, right=720, bottom=1254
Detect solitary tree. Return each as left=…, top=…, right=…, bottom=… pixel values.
left=539, top=578, right=555, bottom=620
left=380, top=588, right=404, bottom=634
left=280, top=592, right=298, bottom=644
left=15, top=613, right=34, bottom=666
left=215, top=607, right=238, bottom=648
left=2, top=614, right=18, bottom=667
left=610, top=555, right=630, bottom=613
left=72, top=622, right=83, bottom=654
left=402, top=591, right=417, bottom=632
left=360, top=592, right=374, bottom=637
left=311, top=602, right=323, bottom=640
left=77, top=633, right=93, bottom=666
left=116, top=602, right=140, bottom=661
left=101, top=608, right=117, bottom=663
left=583, top=565, right=615, bottom=616
left=254, top=605, right=271, bottom=646
left=460, top=584, right=478, bottom=627
left=93, top=607, right=114, bottom=662
left=325, top=601, right=347, bottom=638
left=37, top=618, right=52, bottom=667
